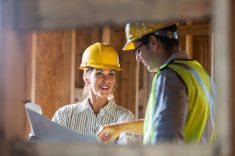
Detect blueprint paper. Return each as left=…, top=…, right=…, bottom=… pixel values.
left=25, top=104, right=98, bottom=143
left=25, top=103, right=42, bottom=115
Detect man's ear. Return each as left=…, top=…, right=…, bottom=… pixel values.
left=149, top=35, right=158, bottom=50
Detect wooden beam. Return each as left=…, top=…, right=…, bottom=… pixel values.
left=135, top=61, right=140, bottom=119
left=185, top=20, right=193, bottom=58
left=33, top=30, right=75, bottom=119
left=15, top=0, right=213, bottom=31
left=230, top=0, right=235, bottom=154
left=214, top=0, right=231, bottom=155
left=178, top=24, right=212, bottom=36
left=11, top=140, right=214, bottom=156
left=0, top=0, right=3, bottom=140
left=0, top=0, right=27, bottom=140
left=23, top=33, right=34, bottom=138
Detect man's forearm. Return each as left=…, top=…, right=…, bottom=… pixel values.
left=97, top=119, right=144, bottom=143
left=110, top=119, right=144, bottom=134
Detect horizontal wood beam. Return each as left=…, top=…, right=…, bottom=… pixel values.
left=10, top=140, right=214, bottom=156
left=15, top=0, right=213, bottom=31
left=178, top=24, right=213, bottom=36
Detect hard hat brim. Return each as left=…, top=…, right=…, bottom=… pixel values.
left=122, top=40, right=135, bottom=51
left=79, top=65, right=123, bottom=71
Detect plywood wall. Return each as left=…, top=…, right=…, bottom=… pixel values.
left=0, top=0, right=28, bottom=140
left=33, top=31, right=75, bottom=120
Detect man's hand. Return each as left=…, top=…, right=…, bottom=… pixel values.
left=97, top=124, right=123, bottom=144
left=97, top=120, right=144, bottom=144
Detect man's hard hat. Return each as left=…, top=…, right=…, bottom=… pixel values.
left=123, top=22, right=179, bottom=51
left=80, top=43, right=123, bottom=71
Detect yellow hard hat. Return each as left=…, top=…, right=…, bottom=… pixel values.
left=80, top=43, right=123, bottom=71
left=123, top=22, right=178, bottom=51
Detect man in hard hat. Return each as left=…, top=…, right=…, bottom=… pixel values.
left=97, top=23, right=216, bottom=145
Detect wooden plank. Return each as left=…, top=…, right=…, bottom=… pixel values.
left=0, top=0, right=3, bottom=140
left=34, top=32, right=58, bottom=119
left=34, top=30, right=75, bottom=119
left=185, top=21, right=194, bottom=59
left=0, top=0, right=27, bottom=140
left=15, top=0, right=213, bottom=31
left=142, top=67, right=148, bottom=117
left=23, top=33, right=33, bottom=138
left=135, top=61, right=140, bottom=119
left=10, top=140, right=214, bottom=156
left=192, top=35, right=212, bottom=76
left=138, top=63, right=145, bottom=119
left=178, top=35, right=186, bottom=51
left=55, top=31, right=75, bottom=110
left=127, top=50, right=137, bottom=114
left=230, top=0, right=235, bottom=153
left=70, top=30, right=76, bottom=104
left=178, top=24, right=212, bottom=36
left=214, top=0, right=231, bottom=155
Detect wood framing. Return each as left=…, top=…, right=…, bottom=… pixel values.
left=214, top=0, right=232, bottom=154
left=33, top=30, right=75, bottom=119
left=0, top=0, right=27, bottom=140
left=230, top=0, right=235, bottom=153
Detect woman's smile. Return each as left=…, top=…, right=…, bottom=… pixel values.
left=100, top=85, right=109, bottom=91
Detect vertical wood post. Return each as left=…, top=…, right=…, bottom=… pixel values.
left=186, top=20, right=193, bottom=59
left=214, top=0, right=232, bottom=154
left=33, top=30, right=75, bottom=119
left=0, top=0, right=27, bottom=140
left=229, top=0, right=235, bottom=154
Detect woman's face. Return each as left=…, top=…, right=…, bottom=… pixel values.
left=87, top=68, right=116, bottom=98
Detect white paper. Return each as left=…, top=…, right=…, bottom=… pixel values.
left=25, top=103, right=42, bottom=114
left=25, top=103, right=98, bottom=143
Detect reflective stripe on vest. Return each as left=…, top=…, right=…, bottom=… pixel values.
left=143, top=60, right=215, bottom=144
left=143, top=64, right=167, bottom=145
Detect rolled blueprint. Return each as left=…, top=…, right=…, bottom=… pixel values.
left=25, top=103, right=42, bottom=115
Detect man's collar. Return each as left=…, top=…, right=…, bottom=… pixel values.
left=163, top=51, right=189, bottom=66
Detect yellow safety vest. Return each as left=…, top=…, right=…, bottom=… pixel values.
left=143, top=60, right=215, bottom=144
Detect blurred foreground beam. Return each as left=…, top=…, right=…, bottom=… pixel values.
left=15, top=0, right=213, bottom=31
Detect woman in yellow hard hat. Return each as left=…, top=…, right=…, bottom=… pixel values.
left=51, top=43, right=137, bottom=145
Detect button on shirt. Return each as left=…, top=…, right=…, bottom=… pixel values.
left=52, top=98, right=137, bottom=145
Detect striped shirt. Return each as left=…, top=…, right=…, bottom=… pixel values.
left=52, top=98, right=137, bottom=145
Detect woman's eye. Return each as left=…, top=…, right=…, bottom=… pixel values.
left=96, top=72, right=102, bottom=75
left=109, top=73, right=115, bottom=76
